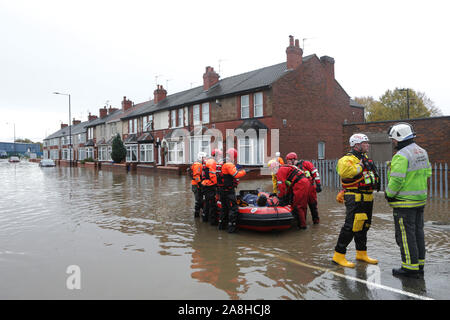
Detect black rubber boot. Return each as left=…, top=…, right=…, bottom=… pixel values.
left=392, top=267, right=420, bottom=279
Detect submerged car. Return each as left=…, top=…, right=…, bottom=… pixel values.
left=39, top=159, right=56, bottom=167
left=8, top=156, right=20, bottom=163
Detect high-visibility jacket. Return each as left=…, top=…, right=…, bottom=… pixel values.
left=386, top=143, right=431, bottom=208
left=190, top=161, right=203, bottom=186
left=297, top=160, right=321, bottom=185
left=201, top=158, right=217, bottom=186
left=337, top=151, right=378, bottom=192
left=221, top=162, right=246, bottom=190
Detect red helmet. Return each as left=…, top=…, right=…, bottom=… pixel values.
left=286, top=152, right=298, bottom=161
left=226, top=148, right=238, bottom=161
left=211, top=149, right=223, bottom=157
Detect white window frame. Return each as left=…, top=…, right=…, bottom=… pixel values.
left=126, top=144, right=138, bottom=162
left=254, top=92, right=263, bottom=117
left=238, top=136, right=264, bottom=165
left=318, top=141, right=325, bottom=160
left=140, top=144, right=154, bottom=163
left=202, top=103, right=209, bottom=124
left=241, top=95, right=250, bottom=119
left=86, top=147, right=94, bottom=160
left=193, top=104, right=200, bottom=125
left=88, top=127, right=94, bottom=140
left=178, top=109, right=184, bottom=127
left=168, top=140, right=184, bottom=164
left=190, top=136, right=211, bottom=162
left=78, top=148, right=86, bottom=161
left=171, top=110, right=177, bottom=128
left=98, top=146, right=109, bottom=161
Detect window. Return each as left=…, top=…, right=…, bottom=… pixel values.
left=238, top=136, right=264, bottom=165
left=107, top=146, right=112, bottom=161
left=202, top=103, right=209, bottom=124
left=142, top=116, right=148, bottom=132
left=190, top=136, right=211, bottom=162
left=193, top=105, right=200, bottom=125
left=79, top=148, right=86, bottom=161
left=140, top=144, right=154, bottom=162
left=86, top=147, right=94, bottom=160
left=88, top=127, right=94, bottom=140
left=128, top=119, right=137, bottom=134
left=178, top=109, right=184, bottom=127
left=98, top=146, right=109, bottom=161
left=254, top=92, right=263, bottom=117
left=126, top=145, right=138, bottom=162
left=318, top=142, right=325, bottom=160
left=168, top=140, right=184, bottom=164
left=171, top=110, right=176, bottom=128
left=241, top=95, right=249, bottom=119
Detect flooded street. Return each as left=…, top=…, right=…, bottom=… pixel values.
left=1, top=160, right=449, bottom=300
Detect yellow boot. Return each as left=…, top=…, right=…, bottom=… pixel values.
left=356, top=250, right=378, bottom=264
left=332, top=251, right=355, bottom=268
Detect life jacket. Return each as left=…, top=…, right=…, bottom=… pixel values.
left=216, top=160, right=225, bottom=189
left=296, top=160, right=311, bottom=179
left=190, top=161, right=202, bottom=186
left=201, top=158, right=217, bottom=186
left=221, top=162, right=246, bottom=191
left=257, top=191, right=280, bottom=207
left=340, top=151, right=378, bottom=191
left=276, top=165, right=305, bottom=200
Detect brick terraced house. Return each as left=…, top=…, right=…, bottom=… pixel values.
left=43, top=35, right=364, bottom=171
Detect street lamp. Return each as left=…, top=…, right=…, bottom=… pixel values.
left=53, top=92, right=72, bottom=167
left=399, top=88, right=410, bottom=119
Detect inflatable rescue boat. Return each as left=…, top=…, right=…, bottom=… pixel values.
left=217, top=190, right=294, bottom=232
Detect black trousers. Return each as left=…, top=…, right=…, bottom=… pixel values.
left=393, top=206, right=425, bottom=271
left=191, top=184, right=203, bottom=216
left=218, top=190, right=239, bottom=228
left=335, top=192, right=373, bottom=254
left=202, top=185, right=217, bottom=225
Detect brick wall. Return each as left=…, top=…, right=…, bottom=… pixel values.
left=343, top=116, right=450, bottom=163
left=272, top=55, right=361, bottom=160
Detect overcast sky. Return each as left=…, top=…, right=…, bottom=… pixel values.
left=1, top=0, right=449, bottom=143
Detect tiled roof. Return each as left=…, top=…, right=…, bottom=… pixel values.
left=122, top=56, right=314, bottom=120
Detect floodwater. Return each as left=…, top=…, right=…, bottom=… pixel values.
left=1, top=159, right=449, bottom=300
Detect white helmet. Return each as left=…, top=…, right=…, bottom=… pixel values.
left=349, top=133, right=369, bottom=147
left=388, top=123, right=416, bottom=142
left=197, top=152, right=206, bottom=160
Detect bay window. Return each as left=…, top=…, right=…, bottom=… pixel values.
left=140, top=144, right=154, bottom=162
left=168, top=140, right=184, bottom=164
left=238, top=136, right=264, bottom=165
left=126, top=145, right=138, bottom=162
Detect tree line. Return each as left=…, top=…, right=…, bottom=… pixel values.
left=355, top=88, right=442, bottom=122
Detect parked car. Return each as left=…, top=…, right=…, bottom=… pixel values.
left=8, top=156, right=20, bottom=163
left=39, top=159, right=56, bottom=167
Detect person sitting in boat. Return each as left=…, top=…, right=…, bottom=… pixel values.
left=242, top=192, right=279, bottom=207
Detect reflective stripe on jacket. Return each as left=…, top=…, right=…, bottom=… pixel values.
left=386, top=143, right=431, bottom=208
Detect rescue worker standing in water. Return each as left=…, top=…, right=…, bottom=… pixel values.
left=189, top=152, right=205, bottom=218
left=219, top=148, right=246, bottom=233
left=332, top=134, right=379, bottom=268
left=285, top=152, right=321, bottom=224
left=276, top=163, right=310, bottom=229
left=386, top=123, right=431, bottom=278
left=201, top=155, right=218, bottom=225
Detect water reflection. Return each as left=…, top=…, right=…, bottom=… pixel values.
left=0, top=160, right=449, bottom=299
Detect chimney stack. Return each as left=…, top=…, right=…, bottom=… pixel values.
left=153, top=85, right=167, bottom=103
left=286, top=35, right=303, bottom=69
left=122, top=96, right=133, bottom=111
left=88, top=112, right=98, bottom=121
left=72, top=118, right=81, bottom=125
left=99, top=107, right=108, bottom=118
left=61, top=123, right=68, bottom=129
left=320, top=55, right=335, bottom=79
left=108, top=106, right=119, bottom=114
left=203, top=66, right=220, bottom=91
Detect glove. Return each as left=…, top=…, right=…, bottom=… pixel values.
left=316, top=184, right=322, bottom=193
